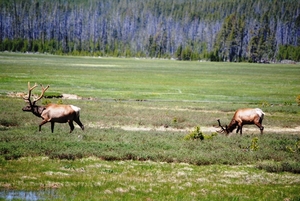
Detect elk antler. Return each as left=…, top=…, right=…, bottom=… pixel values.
left=32, top=84, right=50, bottom=104
left=23, top=82, right=49, bottom=105
left=216, top=119, right=226, bottom=133
left=23, top=82, right=39, bottom=105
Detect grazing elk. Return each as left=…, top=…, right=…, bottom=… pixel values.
left=217, top=108, right=264, bottom=135
left=22, top=82, right=84, bottom=133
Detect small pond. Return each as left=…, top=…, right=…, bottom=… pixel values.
left=0, top=189, right=58, bottom=200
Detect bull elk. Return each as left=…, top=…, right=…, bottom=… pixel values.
left=22, top=82, right=84, bottom=133
left=217, top=108, right=264, bottom=135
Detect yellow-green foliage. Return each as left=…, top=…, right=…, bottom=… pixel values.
left=296, top=94, right=300, bottom=106
left=42, top=99, right=52, bottom=105
left=184, top=126, right=204, bottom=140
left=250, top=137, right=259, bottom=151
left=184, top=126, right=217, bottom=141
left=286, top=140, right=300, bottom=153
left=42, top=99, right=63, bottom=105
left=56, top=99, right=63, bottom=104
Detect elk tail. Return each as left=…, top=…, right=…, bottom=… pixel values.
left=255, top=108, right=265, bottom=120
left=71, top=105, right=81, bottom=118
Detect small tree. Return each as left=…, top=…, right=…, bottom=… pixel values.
left=184, top=126, right=218, bottom=141
left=175, top=44, right=183, bottom=60
left=184, top=126, right=204, bottom=140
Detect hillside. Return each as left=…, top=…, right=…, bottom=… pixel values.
left=0, top=0, right=299, bottom=61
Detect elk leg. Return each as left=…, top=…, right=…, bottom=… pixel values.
left=51, top=122, right=55, bottom=133
left=39, top=120, right=49, bottom=132
left=259, top=119, right=264, bottom=134
left=255, top=123, right=264, bottom=134
left=260, top=126, right=264, bottom=134
left=68, top=121, right=75, bottom=133
left=236, top=122, right=243, bottom=135
left=239, top=126, right=243, bottom=135
left=74, top=118, right=84, bottom=131
left=236, top=126, right=243, bottom=135
left=254, top=120, right=264, bottom=134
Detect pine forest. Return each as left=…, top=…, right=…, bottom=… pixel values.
left=1, top=0, right=300, bottom=62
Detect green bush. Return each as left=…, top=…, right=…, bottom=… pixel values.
left=296, top=95, right=300, bottom=106
left=184, top=126, right=217, bottom=141
left=286, top=140, right=300, bottom=153
left=184, top=126, right=204, bottom=140
left=43, top=92, right=63, bottom=99
left=250, top=137, right=259, bottom=151
left=257, top=161, right=300, bottom=174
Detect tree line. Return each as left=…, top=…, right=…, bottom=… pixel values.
left=0, top=0, right=300, bottom=62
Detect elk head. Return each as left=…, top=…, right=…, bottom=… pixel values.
left=216, top=119, right=229, bottom=134
left=22, top=82, right=49, bottom=117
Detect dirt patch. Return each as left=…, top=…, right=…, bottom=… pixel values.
left=5, top=92, right=300, bottom=134
left=7, top=92, right=81, bottom=100
left=87, top=123, right=300, bottom=134
left=7, top=92, right=26, bottom=98
left=88, top=123, right=197, bottom=132
left=61, top=94, right=82, bottom=100
left=263, top=126, right=300, bottom=133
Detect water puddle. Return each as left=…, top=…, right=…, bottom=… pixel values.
left=0, top=189, right=58, bottom=200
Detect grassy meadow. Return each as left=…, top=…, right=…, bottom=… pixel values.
left=0, top=52, right=300, bottom=200
left=1, top=52, right=299, bottom=104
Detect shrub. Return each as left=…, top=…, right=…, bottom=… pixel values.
left=44, top=92, right=63, bottom=99
left=0, top=118, right=18, bottom=127
left=286, top=140, right=300, bottom=153
left=296, top=94, right=300, bottom=106
left=184, top=126, right=204, bottom=140
left=184, top=126, right=217, bottom=141
left=42, top=99, right=52, bottom=105
left=260, top=101, right=270, bottom=107
left=257, top=161, right=283, bottom=173
left=257, top=161, right=300, bottom=174
left=250, top=137, right=259, bottom=151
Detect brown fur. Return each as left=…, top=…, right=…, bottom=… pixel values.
left=218, top=108, right=264, bottom=135
left=22, top=82, right=84, bottom=133
left=23, top=103, right=84, bottom=133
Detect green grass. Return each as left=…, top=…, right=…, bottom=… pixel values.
left=1, top=52, right=299, bottom=104
left=0, top=157, right=299, bottom=201
left=0, top=52, right=300, bottom=200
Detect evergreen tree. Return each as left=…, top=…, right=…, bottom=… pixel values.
left=214, top=13, right=245, bottom=61
left=0, top=0, right=299, bottom=60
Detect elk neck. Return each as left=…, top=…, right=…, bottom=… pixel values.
left=23, top=105, right=46, bottom=118
left=33, top=105, right=47, bottom=118
left=227, top=120, right=237, bottom=132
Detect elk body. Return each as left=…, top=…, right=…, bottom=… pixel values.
left=22, top=82, right=84, bottom=133
left=217, top=108, right=264, bottom=135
